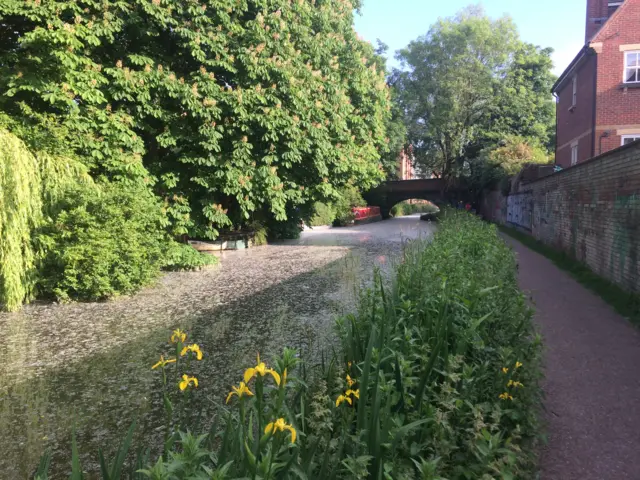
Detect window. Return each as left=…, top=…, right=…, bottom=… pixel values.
left=621, top=134, right=640, bottom=146
left=571, top=143, right=578, bottom=166
left=572, top=75, right=577, bottom=107
left=624, top=51, right=640, bottom=83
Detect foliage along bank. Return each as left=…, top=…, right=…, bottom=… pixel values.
left=0, top=0, right=395, bottom=310
left=39, top=211, right=542, bottom=479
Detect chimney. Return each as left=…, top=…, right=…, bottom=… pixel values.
left=586, top=0, right=623, bottom=41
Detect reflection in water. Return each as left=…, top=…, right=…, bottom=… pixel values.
left=0, top=216, right=435, bottom=477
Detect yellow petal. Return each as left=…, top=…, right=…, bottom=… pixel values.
left=269, top=369, right=281, bottom=386
left=244, top=367, right=256, bottom=383
left=192, top=377, right=199, bottom=387
left=152, top=360, right=162, bottom=370
left=180, top=346, right=188, bottom=356
left=179, top=380, right=187, bottom=391
left=166, top=358, right=176, bottom=365
left=226, top=391, right=235, bottom=403
left=265, top=422, right=274, bottom=434
left=287, top=425, right=297, bottom=444
left=196, top=349, right=203, bottom=360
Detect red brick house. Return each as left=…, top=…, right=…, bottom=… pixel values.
left=397, top=147, right=415, bottom=180
left=553, top=0, right=640, bottom=168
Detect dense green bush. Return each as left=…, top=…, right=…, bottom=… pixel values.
left=332, top=185, right=366, bottom=227
left=43, top=211, right=541, bottom=479
left=162, top=242, right=218, bottom=272
left=36, top=182, right=170, bottom=302
left=266, top=207, right=304, bottom=240
left=308, top=202, right=336, bottom=227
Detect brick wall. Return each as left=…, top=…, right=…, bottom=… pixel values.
left=586, top=0, right=609, bottom=41
left=481, top=141, right=640, bottom=293
left=594, top=0, right=640, bottom=152
left=555, top=54, right=597, bottom=168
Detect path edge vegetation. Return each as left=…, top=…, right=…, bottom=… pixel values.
left=37, top=211, right=544, bottom=479
left=500, top=225, right=640, bottom=326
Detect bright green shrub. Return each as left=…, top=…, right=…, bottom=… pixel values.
left=36, top=182, right=169, bottom=302
left=0, top=127, right=92, bottom=311
left=0, top=129, right=42, bottom=311
left=162, top=242, right=217, bottom=272
left=308, top=202, right=336, bottom=227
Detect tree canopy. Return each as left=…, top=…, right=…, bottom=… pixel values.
left=0, top=0, right=392, bottom=238
left=392, top=6, right=555, bottom=185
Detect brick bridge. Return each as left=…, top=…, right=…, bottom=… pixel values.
left=363, top=178, right=467, bottom=218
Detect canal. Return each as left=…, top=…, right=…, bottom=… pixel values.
left=0, top=215, right=435, bottom=478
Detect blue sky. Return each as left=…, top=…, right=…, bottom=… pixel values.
left=354, top=0, right=586, bottom=76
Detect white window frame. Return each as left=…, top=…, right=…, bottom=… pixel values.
left=623, top=51, right=640, bottom=84
left=621, top=134, right=640, bottom=146
left=570, top=142, right=579, bottom=166
left=572, top=75, right=578, bottom=107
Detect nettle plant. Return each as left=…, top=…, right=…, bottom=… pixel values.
left=1, top=0, right=391, bottom=238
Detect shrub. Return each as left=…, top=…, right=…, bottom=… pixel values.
left=36, top=182, right=170, bottom=302
left=44, top=211, right=542, bottom=479
left=162, top=242, right=218, bottom=271
left=250, top=222, right=269, bottom=246
left=266, top=208, right=304, bottom=240
left=333, top=185, right=365, bottom=226
left=308, top=202, right=336, bottom=227
left=0, top=127, right=92, bottom=311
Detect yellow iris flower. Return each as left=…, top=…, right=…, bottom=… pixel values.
left=499, top=392, right=514, bottom=401
left=264, top=418, right=297, bottom=444
left=346, top=375, right=355, bottom=387
left=151, top=355, right=177, bottom=370
left=226, top=381, right=254, bottom=403
left=179, top=374, right=199, bottom=391
left=336, top=394, right=352, bottom=406
left=180, top=343, right=203, bottom=360
left=346, top=389, right=359, bottom=399
left=170, top=329, right=187, bottom=344
left=502, top=367, right=509, bottom=374
left=515, top=361, right=523, bottom=369
left=243, top=354, right=281, bottom=385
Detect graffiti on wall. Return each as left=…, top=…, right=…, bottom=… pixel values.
left=507, top=192, right=532, bottom=230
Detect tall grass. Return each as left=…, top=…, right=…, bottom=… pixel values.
left=39, top=211, right=541, bottom=479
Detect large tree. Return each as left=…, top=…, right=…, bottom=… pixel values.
left=0, top=0, right=391, bottom=238
left=392, top=6, right=555, bottom=184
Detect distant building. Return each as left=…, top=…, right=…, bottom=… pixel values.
left=553, top=0, right=640, bottom=168
left=397, top=147, right=415, bottom=180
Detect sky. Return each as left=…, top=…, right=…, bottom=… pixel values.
left=353, top=0, right=586, bottom=76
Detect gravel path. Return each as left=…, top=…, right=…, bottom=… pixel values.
left=0, top=215, right=434, bottom=478
left=504, top=236, right=640, bottom=480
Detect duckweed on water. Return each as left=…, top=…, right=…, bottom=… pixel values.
left=38, top=211, right=542, bottom=479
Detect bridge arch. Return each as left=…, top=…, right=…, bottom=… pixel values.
left=362, top=179, right=466, bottom=218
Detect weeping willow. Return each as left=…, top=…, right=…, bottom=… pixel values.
left=0, top=129, right=92, bottom=311
left=0, top=129, right=43, bottom=311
